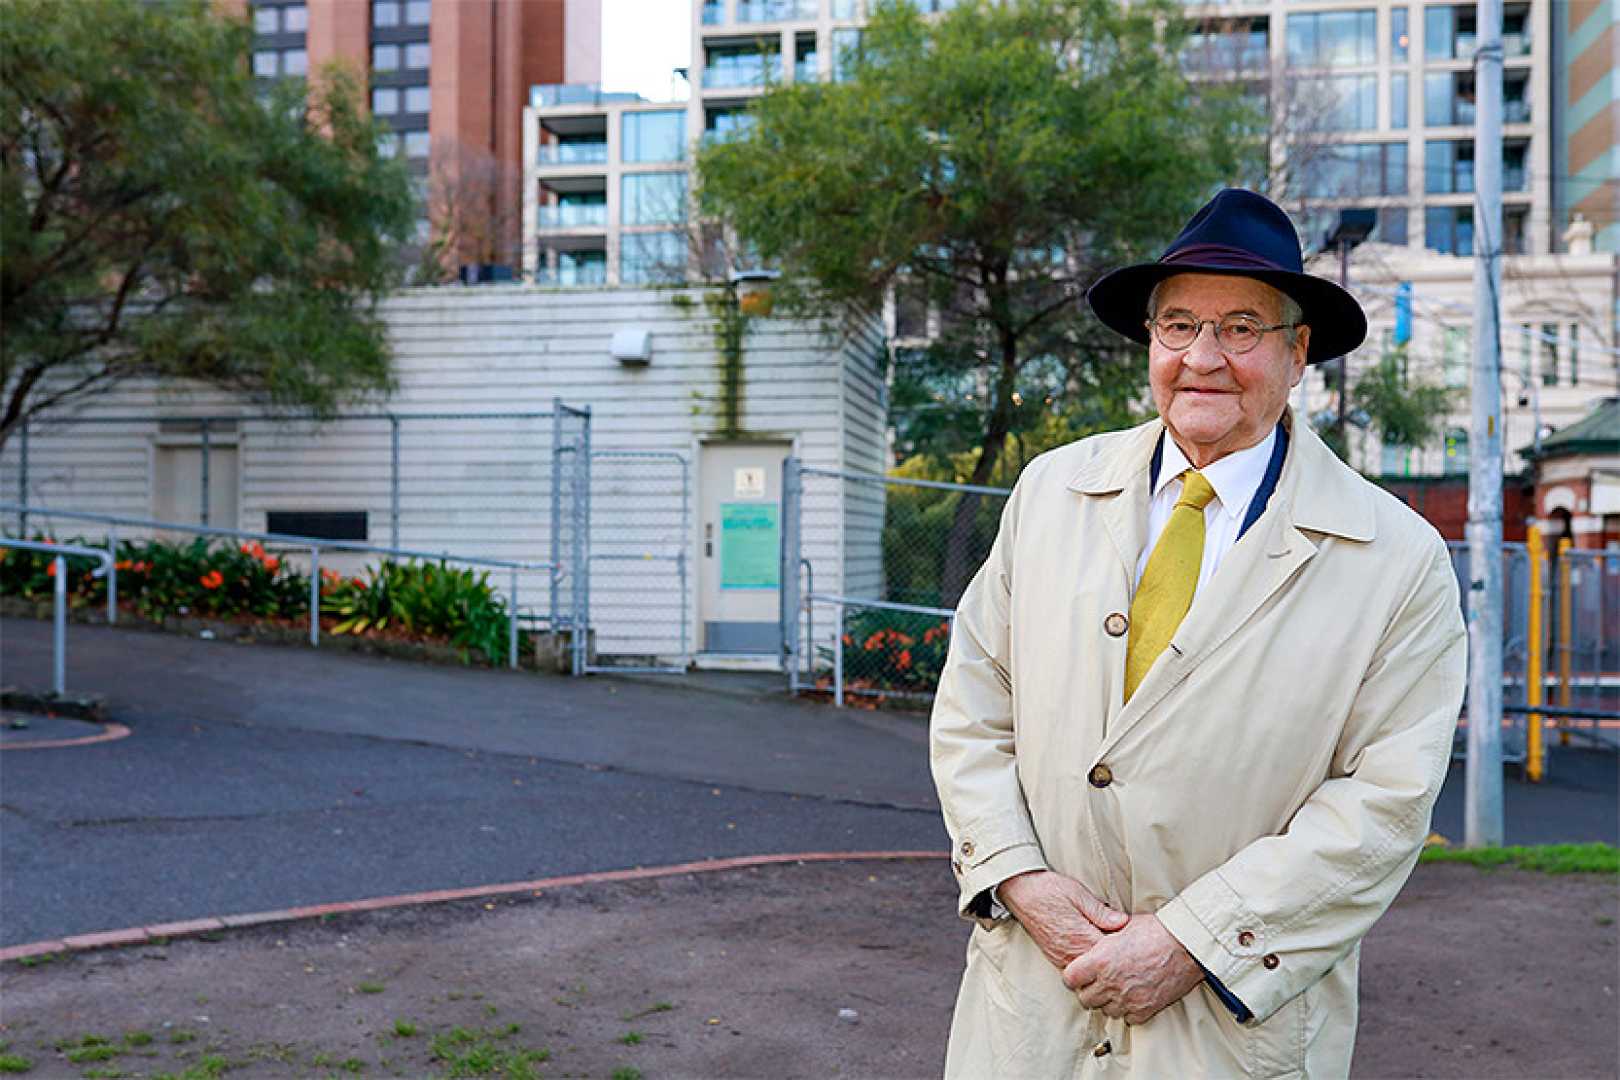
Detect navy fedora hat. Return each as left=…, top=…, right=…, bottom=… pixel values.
left=1086, top=188, right=1367, bottom=365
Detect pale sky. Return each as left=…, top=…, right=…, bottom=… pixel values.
left=600, top=0, right=693, bottom=103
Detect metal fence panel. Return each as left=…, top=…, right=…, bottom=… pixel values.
left=582, top=450, right=690, bottom=673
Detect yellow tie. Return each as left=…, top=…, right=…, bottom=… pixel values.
left=1125, top=470, right=1217, bottom=702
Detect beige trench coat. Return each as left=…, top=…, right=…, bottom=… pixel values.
left=930, top=411, right=1467, bottom=1079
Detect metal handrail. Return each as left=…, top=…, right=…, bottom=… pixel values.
left=1, top=504, right=555, bottom=670
left=806, top=592, right=955, bottom=708
left=1, top=539, right=113, bottom=696
left=798, top=464, right=1012, bottom=498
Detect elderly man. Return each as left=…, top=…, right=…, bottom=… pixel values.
left=930, top=189, right=1467, bottom=1077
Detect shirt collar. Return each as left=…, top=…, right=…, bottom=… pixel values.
left=1152, top=426, right=1280, bottom=522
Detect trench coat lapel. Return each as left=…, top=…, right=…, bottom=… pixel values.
left=1063, top=418, right=1163, bottom=588
left=1090, top=412, right=1378, bottom=758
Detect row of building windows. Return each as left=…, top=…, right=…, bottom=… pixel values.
left=253, top=3, right=307, bottom=35
left=539, top=174, right=691, bottom=229
left=373, top=42, right=431, bottom=72
left=1300, top=138, right=1529, bottom=197
left=373, top=85, right=430, bottom=117
left=373, top=0, right=431, bottom=28
left=379, top=129, right=432, bottom=160
left=254, top=48, right=307, bottom=78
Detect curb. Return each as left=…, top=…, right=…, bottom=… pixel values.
left=0, top=722, right=131, bottom=751
left=0, top=850, right=949, bottom=964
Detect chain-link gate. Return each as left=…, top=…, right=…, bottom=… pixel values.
left=579, top=450, right=691, bottom=674
left=782, top=459, right=1010, bottom=705
left=1448, top=541, right=1532, bottom=763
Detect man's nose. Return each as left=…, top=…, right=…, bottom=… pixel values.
left=1182, top=322, right=1227, bottom=371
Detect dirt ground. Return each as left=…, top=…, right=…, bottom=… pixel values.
left=2, top=859, right=1616, bottom=1080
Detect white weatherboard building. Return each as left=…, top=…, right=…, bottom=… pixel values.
left=2, top=286, right=887, bottom=671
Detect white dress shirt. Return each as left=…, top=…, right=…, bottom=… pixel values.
left=1134, top=426, right=1279, bottom=591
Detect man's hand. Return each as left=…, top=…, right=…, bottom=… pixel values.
left=1061, top=913, right=1204, bottom=1025
left=997, top=869, right=1128, bottom=971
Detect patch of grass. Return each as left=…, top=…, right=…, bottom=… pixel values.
left=339, top=1058, right=365, bottom=1074
left=1596, top=915, right=1615, bottom=927
left=392, top=1021, right=418, bottom=1038
left=612, top=1068, right=643, bottom=1080
left=122, top=1032, right=153, bottom=1048
left=83, top=1070, right=124, bottom=1079
left=0, top=1054, right=32, bottom=1074
left=356, top=982, right=385, bottom=995
left=153, top=1055, right=231, bottom=1080
left=618, top=1031, right=643, bottom=1046
left=1420, top=841, right=1619, bottom=874
left=482, top=1004, right=498, bottom=1018
left=169, top=1031, right=198, bottom=1045
left=428, top=1026, right=549, bottom=1079
left=15, top=953, right=55, bottom=968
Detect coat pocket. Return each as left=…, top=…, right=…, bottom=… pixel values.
left=1246, top=983, right=1309, bottom=1079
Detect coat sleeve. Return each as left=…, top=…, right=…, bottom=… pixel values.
left=1155, top=533, right=1466, bottom=1024
left=930, top=472, right=1051, bottom=924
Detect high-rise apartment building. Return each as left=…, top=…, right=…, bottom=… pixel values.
left=1552, top=0, right=1618, bottom=251
left=234, top=0, right=601, bottom=265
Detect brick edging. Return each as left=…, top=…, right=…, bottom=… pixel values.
left=0, top=722, right=131, bottom=751
left=0, top=850, right=949, bottom=964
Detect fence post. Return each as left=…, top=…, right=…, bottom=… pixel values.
left=1526, top=526, right=1545, bottom=781
left=680, top=453, right=690, bottom=664
left=390, top=415, right=401, bottom=549
left=780, top=457, right=803, bottom=692
left=53, top=554, right=67, bottom=696
left=833, top=601, right=845, bottom=708
left=551, top=400, right=562, bottom=635
left=106, top=524, right=118, bottom=625
left=309, top=546, right=321, bottom=647
left=1557, top=537, right=1572, bottom=746
left=509, top=567, right=519, bottom=671
left=200, top=419, right=211, bottom=527
left=18, top=420, right=28, bottom=536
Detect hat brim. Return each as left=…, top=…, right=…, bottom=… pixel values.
left=1086, top=263, right=1368, bottom=365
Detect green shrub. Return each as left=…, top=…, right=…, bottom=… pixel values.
left=820, top=607, right=952, bottom=694
left=323, top=559, right=514, bottom=664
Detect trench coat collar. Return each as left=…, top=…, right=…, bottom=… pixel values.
left=1063, top=409, right=1376, bottom=546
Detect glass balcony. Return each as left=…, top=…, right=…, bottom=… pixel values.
left=737, top=0, right=815, bottom=21
left=703, top=57, right=782, bottom=88
left=530, top=83, right=644, bottom=109
left=538, top=204, right=607, bottom=228
left=537, top=141, right=608, bottom=166
left=536, top=260, right=608, bottom=286
left=1504, top=98, right=1530, bottom=123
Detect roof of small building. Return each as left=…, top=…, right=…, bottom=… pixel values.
left=1525, top=397, right=1620, bottom=461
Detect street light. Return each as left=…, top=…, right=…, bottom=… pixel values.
left=1323, top=208, right=1377, bottom=449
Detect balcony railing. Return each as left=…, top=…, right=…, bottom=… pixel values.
left=536, top=262, right=609, bottom=286
left=737, top=0, right=816, bottom=21
left=703, top=58, right=782, bottom=88
left=538, top=204, right=608, bottom=228
left=530, top=83, right=644, bottom=109
left=537, top=142, right=608, bottom=166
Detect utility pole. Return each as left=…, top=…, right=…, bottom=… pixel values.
left=1465, top=0, right=1505, bottom=848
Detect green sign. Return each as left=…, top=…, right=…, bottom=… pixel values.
left=720, top=502, right=779, bottom=589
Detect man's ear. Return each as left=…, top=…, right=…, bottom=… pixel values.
left=1291, top=325, right=1312, bottom=386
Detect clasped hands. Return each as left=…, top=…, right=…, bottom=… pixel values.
left=997, top=869, right=1204, bottom=1026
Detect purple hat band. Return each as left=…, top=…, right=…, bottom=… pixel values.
left=1159, top=242, right=1295, bottom=275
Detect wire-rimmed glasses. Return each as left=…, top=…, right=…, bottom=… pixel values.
left=1146, top=313, right=1296, bottom=354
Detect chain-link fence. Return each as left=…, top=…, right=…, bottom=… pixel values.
left=784, top=461, right=1010, bottom=704
left=3, top=404, right=592, bottom=644
left=583, top=450, right=690, bottom=673
left=1448, top=541, right=1533, bottom=762
left=1543, top=546, right=1620, bottom=752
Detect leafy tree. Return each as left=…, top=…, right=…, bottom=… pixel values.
left=1316, top=344, right=1454, bottom=466
left=0, top=0, right=415, bottom=451
left=698, top=0, right=1258, bottom=602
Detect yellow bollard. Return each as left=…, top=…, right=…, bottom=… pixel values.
left=1558, top=537, right=1574, bottom=747
left=1526, top=526, right=1545, bottom=783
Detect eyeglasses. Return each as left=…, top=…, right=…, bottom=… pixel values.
left=1145, top=313, right=1296, bottom=355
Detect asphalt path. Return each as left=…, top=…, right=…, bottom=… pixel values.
left=2, top=619, right=1614, bottom=949
left=0, top=621, right=945, bottom=946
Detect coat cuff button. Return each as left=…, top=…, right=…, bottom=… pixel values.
left=960, top=840, right=975, bottom=857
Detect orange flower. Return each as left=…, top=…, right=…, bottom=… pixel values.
left=351, top=576, right=366, bottom=588
left=46, top=560, right=57, bottom=577
left=841, top=633, right=852, bottom=646
left=263, top=556, right=280, bottom=573
left=199, top=569, right=224, bottom=589
left=321, top=567, right=341, bottom=582
left=864, top=632, right=884, bottom=651
left=896, top=649, right=912, bottom=670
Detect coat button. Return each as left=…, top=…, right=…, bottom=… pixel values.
left=1237, top=930, right=1255, bottom=947
left=1262, top=953, right=1280, bottom=970
left=1104, top=612, right=1129, bottom=637
left=960, top=840, right=975, bottom=858
left=1088, top=763, right=1113, bottom=788
left=1092, top=1039, right=1112, bottom=1058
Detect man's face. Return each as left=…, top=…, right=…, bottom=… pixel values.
left=1147, top=273, right=1311, bottom=468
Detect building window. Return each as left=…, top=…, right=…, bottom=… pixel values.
left=539, top=192, right=606, bottom=228
left=620, top=231, right=687, bottom=284
left=405, top=0, right=430, bottom=25
left=622, top=172, right=688, bottom=226
left=704, top=107, right=756, bottom=143
left=373, top=1, right=400, bottom=28
left=833, top=28, right=863, bottom=81
left=1442, top=328, right=1470, bottom=389
left=1183, top=19, right=1269, bottom=74
left=1425, top=206, right=1473, bottom=256
left=622, top=110, right=687, bottom=164
left=283, top=48, right=307, bottom=76
left=1541, top=323, right=1560, bottom=385
left=1425, top=139, right=1527, bottom=194
left=403, top=130, right=430, bottom=159
left=404, top=85, right=431, bottom=114
left=1308, top=74, right=1377, bottom=130
left=1390, top=74, right=1408, bottom=129
left=705, top=43, right=781, bottom=89
left=1286, top=11, right=1376, bottom=67
left=1301, top=142, right=1406, bottom=198
left=1424, top=71, right=1475, bottom=127
left=1425, top=4, right=1530, bottom=61
left=253, top=47, right=307, bottom=79
left=1443, top=427, right=1469, bottom=475
left=255, top=6, right=280, bottom=33
left=372, top=87, right=399, bottom=114
left=1390, top=7, right=1408, bottom=61
left=404, top=42, right=430, bottom=70
left=373, top=44, right=400, bottom=71
left=831, top=0, right=858, bottom=16
left=552, top=250, right=608, bottom=286
left=254, top=49, right=279, bottom=77
left=1378, top=208, right=1408, bottom=245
